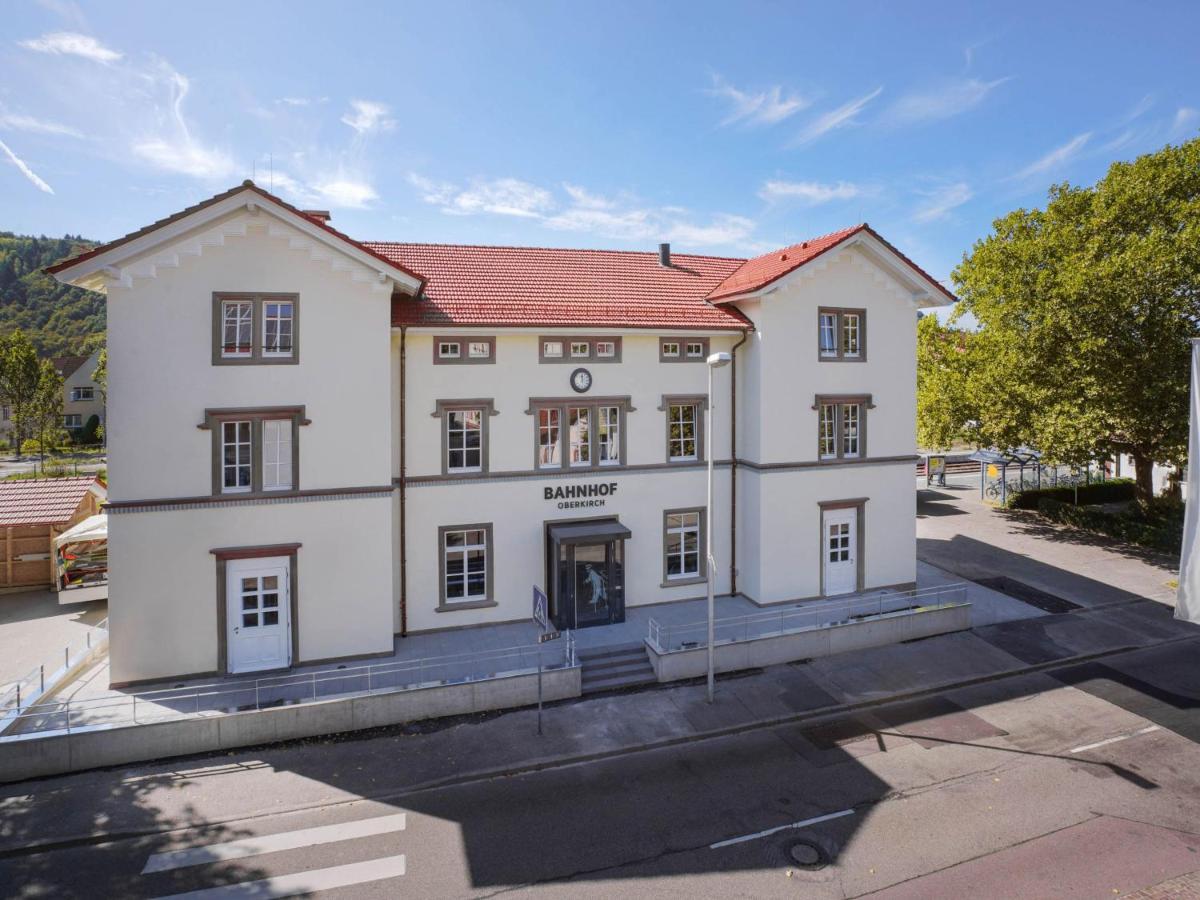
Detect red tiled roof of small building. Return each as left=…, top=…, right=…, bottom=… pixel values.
left=0, top=476, right=105, bottom=527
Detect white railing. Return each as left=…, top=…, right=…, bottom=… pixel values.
left=646, top=584, right=969, bottom=653
left=3, top=636, right=576, bottom=738
left=0, top=617, right=108, bottom=725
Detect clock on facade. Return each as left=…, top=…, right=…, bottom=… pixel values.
left=570, top=367, right=592, bottom=393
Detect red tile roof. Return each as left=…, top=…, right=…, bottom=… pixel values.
left=0, top=476, right=104, bottom=527
left=706, top=223, right=956, bottom=304
left=373, top=243, right=752, bottom=330
left=51, top=355, right=90, bottom=379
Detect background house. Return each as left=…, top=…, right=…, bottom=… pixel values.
left=0, top=349, right=105, bottom=448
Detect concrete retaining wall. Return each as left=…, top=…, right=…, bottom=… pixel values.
left=647, top=604, right=970, bottom=682
left=0, top=665, right=581, bottom=784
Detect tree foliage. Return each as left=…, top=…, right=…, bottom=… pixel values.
left=933, top=138, right=1200, bottom=501
left=0, top=330, right=43, bottom=453
left=27, top=359, right=64, bottom=467
left=0, top=232, right=104, bottom=357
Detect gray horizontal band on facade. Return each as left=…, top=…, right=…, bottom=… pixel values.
left=104, top=485, right=395, bottom=514
left=401, top=459, right=734, bottom=487
left=736, top=454, right=919, bottom=472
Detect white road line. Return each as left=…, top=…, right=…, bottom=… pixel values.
left=150, top=854, right=406, bottom=899
left=1070, top=724, right=1160, bottom=754
left=141, top=813, right=407, bottom=874
left=709, top=809, right=854, bottom=849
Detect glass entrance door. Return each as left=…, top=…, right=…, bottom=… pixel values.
left=551, top=537, right=625, bottom=629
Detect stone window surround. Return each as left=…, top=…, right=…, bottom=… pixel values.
left=812, top=394, right=873, bottom=461
left=437, top=522, right=496, bottom=612
left=211, top=292, right=300, bottom=366
left=525, top=396, right=635, bottom=471
left=659, top=336, right=710, bottom=363
left=817, top=307, right=867, bottom=362
left=817, top=498, right=867, bottom=596
left=658, top=394, right=708, bottom=463
left=661, top=506, right=707, bottom=587
left=538, top=336, right=623, bottom=363
left=433, top=336, right=497, bottom=365
left=430, top=399, right=499, bottom=476
left=211, top=542, right=301, bottom=674
left=199, top=406, right=310, bottom=496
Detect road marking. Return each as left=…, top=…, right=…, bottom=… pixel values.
left=150, top=854, right=406, bottom=899
left=709, top=809, right=854, bottom=849
left=1070, top=725, right=1159, bottom=754
left=141, top=813, right=407, bottom=874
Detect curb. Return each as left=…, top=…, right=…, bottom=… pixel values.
left=4, top=629, right=1196, bottom=861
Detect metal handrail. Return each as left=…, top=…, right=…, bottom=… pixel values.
left=645, top=584, right=969, bottom=653
left=0, top=617, right=108, bottom=715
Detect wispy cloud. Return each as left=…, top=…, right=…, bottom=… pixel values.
left=131, top=67, right=237, bottom=180
left=758, top=179, right=863, bottom=205
left=792, top=87, right=883, bottom=146
left=312, top=177, right=378, bottom=208
left=1012, top=132, right=1091, bottom=180
left=885, top=77, right=1010, bottom=125
left=707, top=75, right=809, bottom=127
left=277, top=96, right=328, bottom=107
left=912, top=182, right=972, bottom=223
left=0, top=139, right=54, bottom=194
left=1173, top=107, right=1199, bottom=135
left=446, top=178, right=554, bottom=218
left=19, top=31, right=121, bottom=64
left=341, top=99, right=394, bottom=135
left=0, top=112, right=83, bottom=138
left=562, top=183, right=615, bottom=210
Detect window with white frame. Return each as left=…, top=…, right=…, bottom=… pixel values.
left=438, top=341, right=461, bottom=359
left=434, top=336, right=495, bottom=364
left=540, top=336, right=620, bottom=362
left=543, top=340, right=564, bottom=359
left=686, top=341, right=705, bottom=358
left=262, top=300, right=295, bottom=357
left=569, top=407, right=591, bottom=466
left=841, top=403, right=861, bottom=457
left=570, top=341, right=590, bottom=358
left=221, top=300, right=254, bottom=358
left=665, top=510, right=702, bottom=580
left=221, top=420, right=253, bottom=493
left=815, top=397, right=868, bottom=460
left=595, top=341, right=616, bottom=358
left=63, top=414, right=82, bottom=429
left=70, top=387, right=95, bottom=402
left=819, top=404, right=837, bottom=459
left=818, top=309, right=866, bottom=360
left=598, top=405, right=620, bottom=465
left=538, top=408, right=562, bottom=468
left=667, top=402, right=699, bottom=461
left=468, top=341, right=490, bottom=359
left=446, top=408, right=483, bottom=472
left=661, top=341, right=680, bottom=358
left=261, top=418, right=294, bottom=490
left=443, top=527, right=489, bottom=603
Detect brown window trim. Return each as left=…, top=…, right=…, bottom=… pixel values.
left=199, top=406, right=309, bottom=496
left=818, top=498, right=866, bottom=596
left=658, top=394, right=708, bottom=463
left=433, top=336, right=496, bottom=365
left=212, top=543, right=300, bottom=674
left=659, top=336, right=710, bottom=363
left=526, top=396, right=634, bottom=471
left=817, top=307, right=866, bottom=362
left=212, top=293, right=300, bottom=366
left=437, top=522, right=496, bottom=611
left=813, top=394, right=873, bottom=461
left=662, top=507, right=706, bottom=587
left=430, top=399, right=498, bottom=475
left=538, top=336, right=623, bottom=363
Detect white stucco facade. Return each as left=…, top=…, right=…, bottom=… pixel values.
left=52, top=183, right=944, bottom=684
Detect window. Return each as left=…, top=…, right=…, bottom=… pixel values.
left=540, top=336, right=621, bottom=363
left=667, top=402, right=699, bottom=462
left=221, top=420, right=253, bottom=493
left=262, top=300, right=295, bottom=358
left=661, top=342, right=680, bottom=358
left=261, top=418, right=294, bottom=490
left=434, top=336, right=495, bottom=364
left=70, top=387, right=95, bottom=402
left=440, top=525, right=493, bottom=607
left=661, top=336, right=709, bottom=362
left=63, top=414, right=83, bottom=429
left=664, top=510, right=704, bottom=582
left=1, top=406, right=9, bottom=422
left=203, top=407, right=306, bottom=496
left=686, top=342, right=705, bottom=358
left=446, top=409, right=483, bottom=473
left=817, top=308, right=866, bottom=361
left=530, top=398, right=631, bottom=469
left=212, top=294, right=299, bottom=365
left=814, top=395, right=870, bottom=460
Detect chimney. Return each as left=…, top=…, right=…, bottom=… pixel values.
left=658, top=242, right=671, bottom=267
left=304, top=209, right=332, bottom=224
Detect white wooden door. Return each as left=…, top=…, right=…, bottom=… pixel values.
left=227, top=557, right=291, bottom=673
left=822, top=508, right=858, bottom=596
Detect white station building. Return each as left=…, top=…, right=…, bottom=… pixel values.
left=49, top=182, right=952, bottom=686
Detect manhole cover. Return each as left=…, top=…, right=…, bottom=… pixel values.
left=787, top=840, right=824, bottom=868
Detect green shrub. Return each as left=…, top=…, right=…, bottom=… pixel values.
left=1035, top=494, right=1183, bottom=553
left=75, top=414, right=101, bottom=445
left=1006, top=478, right=1135, bottom=510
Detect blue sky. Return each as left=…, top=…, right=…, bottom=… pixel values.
left=2, top=0, right=1198, bottom=313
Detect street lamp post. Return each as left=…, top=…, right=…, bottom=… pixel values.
left=705, top=351, right=732, bottom=704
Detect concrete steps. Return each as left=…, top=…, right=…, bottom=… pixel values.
left=578, top=642, right=656, bottom=695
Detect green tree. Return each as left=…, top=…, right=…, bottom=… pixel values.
left=27, top=359, right=64, bottom=470
left=950, top=137, right=1200, bottom=502
left=91, top=347, right=106, bottom=446
left=916, top=314, right=978, bottom=450
left=0, top=330, right=44, bottom=455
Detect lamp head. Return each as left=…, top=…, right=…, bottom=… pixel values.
left=706, top=351, right=733, bottom=369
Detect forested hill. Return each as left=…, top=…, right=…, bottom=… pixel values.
left=0, top=232, right=104, bottom=357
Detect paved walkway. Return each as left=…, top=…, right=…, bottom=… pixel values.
left=0, top=589, right=106, bottom=692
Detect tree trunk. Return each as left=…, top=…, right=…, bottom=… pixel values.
left=1132, top=452, right=1155, bottom=504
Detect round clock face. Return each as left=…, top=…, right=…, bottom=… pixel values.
left=570, top=367, right=592, bottom=393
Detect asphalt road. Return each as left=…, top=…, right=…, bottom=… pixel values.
left=3, top=636, right=1199, bottom=899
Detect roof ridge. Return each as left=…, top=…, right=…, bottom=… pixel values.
left=363, top=240, right=748, bottom=263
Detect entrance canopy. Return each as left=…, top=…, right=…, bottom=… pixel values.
left=548, top=520, right=632, bottom=546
